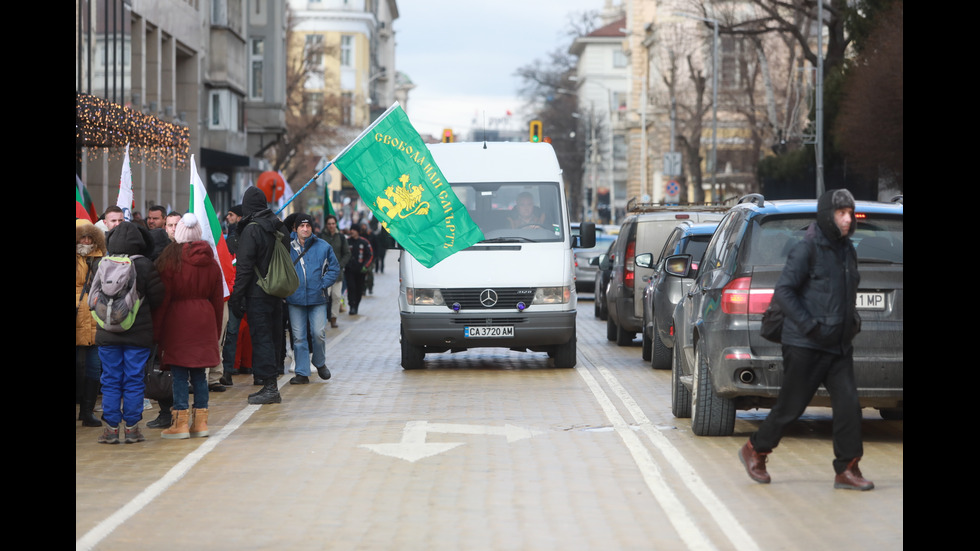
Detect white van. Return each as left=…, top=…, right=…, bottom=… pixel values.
left=398, top=142, right=596, bottom=369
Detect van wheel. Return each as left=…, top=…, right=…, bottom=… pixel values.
left=606, top=317, right=617, bottom=341
left=553, top=332, right=577, bottom=368
left=671, top=344, right=691, bottom=418
left=400, top=326, right=425, bottom=370
left=651, top=321, right=671, bottom=370
left=691, top=340, right=735, bottom=436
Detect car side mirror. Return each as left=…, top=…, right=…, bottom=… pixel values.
left=597, top=254, right=610, bottom=271
left=663, top=254, right=693, bottom=278
left=634, top=253, right=654, bottom=269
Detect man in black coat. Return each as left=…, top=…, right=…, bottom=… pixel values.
left=229, top=187, right=290, bottom=405
left=739, top=189, right=873, bottom=491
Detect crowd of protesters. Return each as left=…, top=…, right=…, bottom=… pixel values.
left=76, top=196, right=392, bottom=443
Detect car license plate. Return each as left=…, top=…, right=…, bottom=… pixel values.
left=464, top=326, right=514, bottom=338
left=856, top=292, right=886, bottom=310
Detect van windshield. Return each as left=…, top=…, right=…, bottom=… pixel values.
left=452, top=182, right=564, bottom=242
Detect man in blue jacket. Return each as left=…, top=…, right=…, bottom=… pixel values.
left=286, top=213, right=340, bottom=384
left=739, top=189, right=873, bottom=491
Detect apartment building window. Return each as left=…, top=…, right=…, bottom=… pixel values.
left=305, top=92, right=323, bottom=116
left=340, top=35, right=353, bottom=67
left=210, top=90, right=244, bottom=131
left=210, top=91, right=224, bottom=128
left=720, top=36, right=746, bottom=90
left=613, top=49, right=628, bottom=68
left=305, top=34, right=324, bottom=68
left=341, top=92, right=352, bottom=126
left=250, top=39, right=264, bottom=100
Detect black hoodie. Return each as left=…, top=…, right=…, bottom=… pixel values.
left=229, top=187, right=290, bottom=314
left=94, top=222, right=166, bottom=348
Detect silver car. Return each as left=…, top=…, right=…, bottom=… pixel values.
left=637, top=222, right=718, bottom=367
left=572, top=224, right=618, bottom=292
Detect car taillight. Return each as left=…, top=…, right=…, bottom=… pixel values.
left=624, top=240, right=636, bottom=289
left=721, top=277, right=773, bottom=314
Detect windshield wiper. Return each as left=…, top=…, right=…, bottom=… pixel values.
left=481, top=237, right=536, bottom=243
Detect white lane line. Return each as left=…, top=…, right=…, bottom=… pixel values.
left=592, top=363, right=760, bottom=551
left=76, top=316, right=367, bottom=551
left=574, top=363, right=717, bottom=551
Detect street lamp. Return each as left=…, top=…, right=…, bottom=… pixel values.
left=674, top=12, right=719, bottom=203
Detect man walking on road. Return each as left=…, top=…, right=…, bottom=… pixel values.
left=320, top=214, right=350, bottom=328
left=286, top=214, right=340, bottom=385
left=739, top=189, right=873, bottom=491
left=229, top=187, right=290, bottom=405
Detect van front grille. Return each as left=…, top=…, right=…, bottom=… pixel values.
left=440, top=288, right=536, bottom=310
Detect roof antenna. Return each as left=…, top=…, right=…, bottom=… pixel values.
left=483, top=111, right=488, bottom=149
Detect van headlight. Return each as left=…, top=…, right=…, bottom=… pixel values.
left=406, top=288, right=445, bottom=306
left=533, top=286, right=571, bottom=305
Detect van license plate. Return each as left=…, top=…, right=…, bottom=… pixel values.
left=856, top=292, right=886, bottom=310
left=465, top=326, right=514, bottom=338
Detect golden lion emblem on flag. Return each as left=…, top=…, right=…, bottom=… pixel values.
left=376, top=174, right=431, bottom=219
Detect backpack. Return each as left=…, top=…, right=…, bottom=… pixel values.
left=88, top=254, right=143, bottom=332
left=256, top=229, right=300, bottom=298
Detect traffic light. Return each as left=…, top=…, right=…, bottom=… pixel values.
left=529, top=120, right=543, bottom=142
left=442, top=128, right=454, bottom=143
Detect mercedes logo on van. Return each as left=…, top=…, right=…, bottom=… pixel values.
left=480, top=288, right=498, bottom=307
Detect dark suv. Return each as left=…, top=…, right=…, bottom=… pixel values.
left=667, top=194, right=903, bottom=436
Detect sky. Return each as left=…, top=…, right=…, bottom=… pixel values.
left=393, top=0, right=609, bottom=139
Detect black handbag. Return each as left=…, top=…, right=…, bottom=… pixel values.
left=760, top=300, right=784, bottom=343
left=143, top=346, right=173, bottom=402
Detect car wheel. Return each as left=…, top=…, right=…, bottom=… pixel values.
left=594, top=298, right=601, bottom=318
left=552, top=331, right=577, bottom=368
left=879, top=408, right=903, bottom=420
left=671, top=342, right=691, bottom=418
left=651, top=321, right=671, bottom=370
left=616, top=324, right=634, bottom=346
left=642, top=329, right=652, bottom=361
left=400, top=326, right=425, bottom=370
left=691, top=340, right=735, bottom=436
left=606, top=317, right=617, bottom=341
left=598, top=297, right=608, bottom=321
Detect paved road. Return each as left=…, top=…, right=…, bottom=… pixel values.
left=76, top=250, right=903, bottom=550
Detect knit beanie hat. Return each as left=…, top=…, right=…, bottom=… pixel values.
left=175, top=212, right=203, bottom=243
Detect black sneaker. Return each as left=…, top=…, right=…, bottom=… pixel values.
left=290, top=375, right=310, bottom=385
left=316, top=365, right=332, bottom=380
left=209, top=383, right=227, bottom=393
left=146, top=411, right=172, bottom=429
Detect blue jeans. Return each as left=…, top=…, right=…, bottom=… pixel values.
left=288, top=303, right=327, bottom=376
left=170, top=366, right=209, bottom=410
left=99, top=345, right=151, bottom=426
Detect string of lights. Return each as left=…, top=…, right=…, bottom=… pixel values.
left=75, top=92, right=191, bottom=169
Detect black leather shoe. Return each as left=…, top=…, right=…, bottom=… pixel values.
left=290, top=375, right=310, bottom=385
left=146, top=410, right=173, bottom=429
left=239, top=367, right=253, bottom=375
left=316, top=365, right=331, bottom=380
left=219, top=372, right=233, bottom=386
left=209, top=383, right=227, bottom=392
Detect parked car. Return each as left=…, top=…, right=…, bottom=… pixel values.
left=572, top=224, right=619, bottom=292
left=637, top=221, right=718, bottom=367
left=667, top=194, right=904, bottom=435
left=605, top=206, right=726, bottom=346
left=590, top=238, right=617, bottom=319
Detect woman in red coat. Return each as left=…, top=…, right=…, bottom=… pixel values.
left=153, top=213, right=224, bottom=439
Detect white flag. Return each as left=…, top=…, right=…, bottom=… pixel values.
left=277, top=170, right=294, bottom=212
left=117, top=143, right=134, bottom=221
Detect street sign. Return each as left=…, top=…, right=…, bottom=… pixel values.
left=664, top=152, right=682, bottom=176
left=665, top=180, right=680, bottom=203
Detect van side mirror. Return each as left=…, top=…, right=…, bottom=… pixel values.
left=663, top=254, right=693, bottom=278
left=573, top=222, right=596, bottom=248
left=634, top=253, right=654, bottom=269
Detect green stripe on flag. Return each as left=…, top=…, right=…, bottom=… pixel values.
left=334, top=104, right=484, bottom=268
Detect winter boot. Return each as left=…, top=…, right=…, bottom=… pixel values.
left=189, top=408, right=209, bottom=438
left=98, top=424, right=120, bottom=444
left=248, top=381, right=282, bottom=405
left=834, top=458, right=874, bottom=491
left=79, top=378, right=103, bottom=427
left=161, top=409, right=191, bottom=439
left=124, top=423, right=146, bottom=443
left=219, top=370, right=234, bottom=386
left=146, top=400, right=173, bottom=429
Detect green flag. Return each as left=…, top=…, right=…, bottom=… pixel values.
left=334, top=103, right=484, bottom=268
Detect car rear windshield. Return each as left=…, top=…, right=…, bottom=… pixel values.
left=742, top=214, right=903, bottom=266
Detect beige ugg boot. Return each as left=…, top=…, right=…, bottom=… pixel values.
left=161, top=409, right=190, bottom=439
left=189, top=408, right=209, bottom=438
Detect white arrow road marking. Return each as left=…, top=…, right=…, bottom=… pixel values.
left=360, top=420, right=544, bottom=462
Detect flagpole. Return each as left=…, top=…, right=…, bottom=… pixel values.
left=275, top=101, right=402, bottom=215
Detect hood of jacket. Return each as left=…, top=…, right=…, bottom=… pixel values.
left=76, top=219, right=107, bottom=256
left=242, top=186, right=270, bottom=218
left=182, top=240, right=216, bottom=267
left=105, top=221, right=153, bottom=256
left=816, top=188, right=856, bottom=241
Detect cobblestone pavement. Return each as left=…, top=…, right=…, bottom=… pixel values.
left=76, top=250, right=903, bottom=551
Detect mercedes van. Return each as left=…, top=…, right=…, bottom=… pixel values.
left=398, top=142, right=595, bottom=369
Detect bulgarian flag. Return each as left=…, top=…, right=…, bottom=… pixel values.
left=189, top=155, right=236, bottom=298
left=75, top=174, right=97, bottom=222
